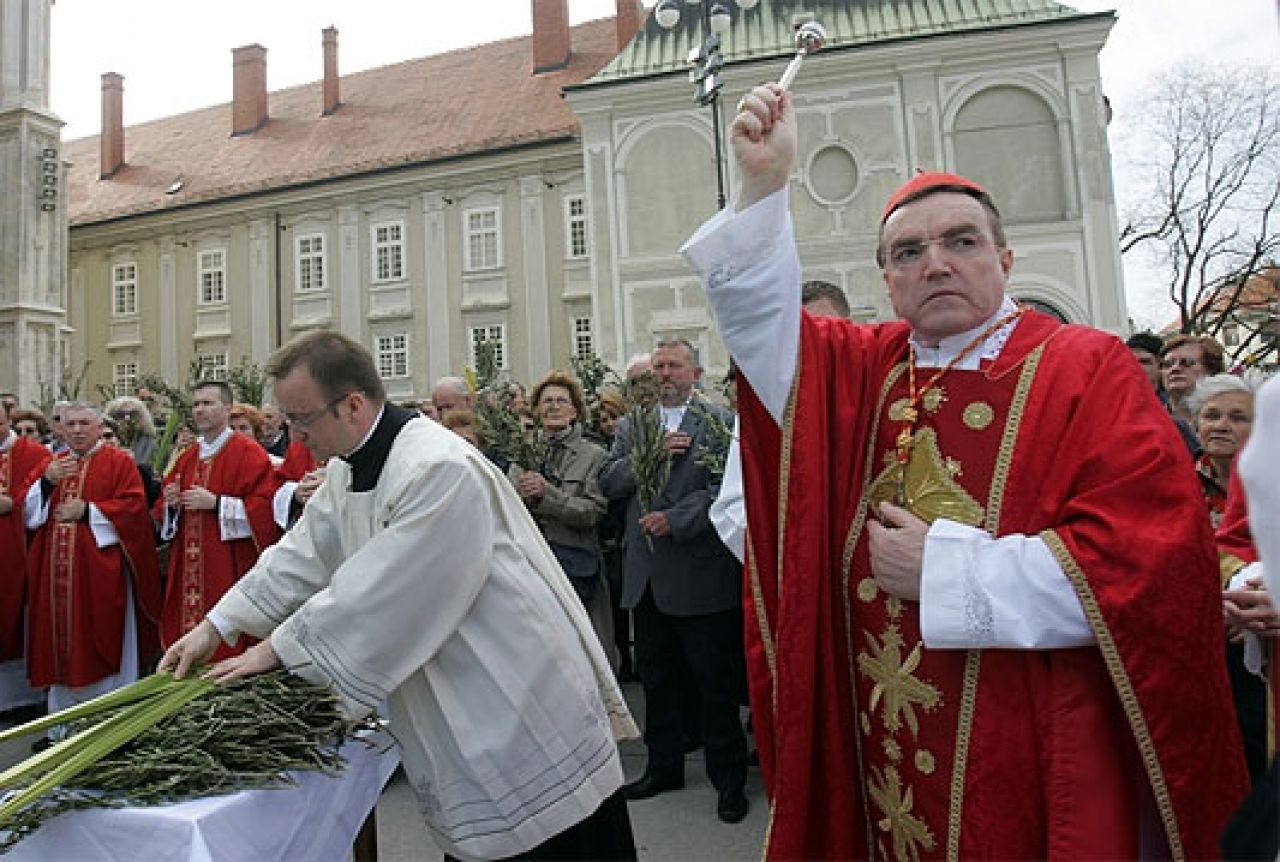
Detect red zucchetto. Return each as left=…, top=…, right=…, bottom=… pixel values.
left=881, top=171, right=989, bottom=223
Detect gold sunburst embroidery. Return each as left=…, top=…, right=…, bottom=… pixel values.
left=858, top=624, right=941, bottom=736
left=868, top=764, right=936, bottom=862
left=921, top=386, right=946, bottom=413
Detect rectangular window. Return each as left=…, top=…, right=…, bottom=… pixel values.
left=296, top=233, right=326, bottom=292
left=372, top=222, right=404, bottom=282
left=198, top=249, right=226, bottom=305
left=469, top=324, right=507, bottom=371
left=1223, top=323, right=1241, bottom=347
left=464, top=207, right=501, bottom=271
left=198, top=352, right=229, bottom=382
left=112, top=263, right=138, bottom=317
left=375, top=333, right=410, bottom=379
left=564, top=195, right=589, bottom=259
left=572, top=316, right=594, bottom=359
left=112, top=361, right=138, bottom=396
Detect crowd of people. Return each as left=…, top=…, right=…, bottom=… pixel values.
left=1, top=77, right=1277, bottom=860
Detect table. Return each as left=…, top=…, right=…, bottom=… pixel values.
left=6, top=730, right=399, bottom=862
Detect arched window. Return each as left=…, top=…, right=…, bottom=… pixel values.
left=1017, top=297, right=1070, bottom=322
left=623, top=126, right=716, bottom=257
left=953, top=87, right=1065, bottom=222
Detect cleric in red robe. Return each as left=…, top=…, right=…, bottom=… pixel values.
left=270, top=437, right=322, bottom=530
left=156, top=381, right=279, bottom=661
left=679, top=83, right=1248, bottom=860
left=0, top=403, right=50, bottom=662
left=24, top=403, right=161, bottom=711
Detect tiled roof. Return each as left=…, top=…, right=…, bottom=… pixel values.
left=64, top=18, right=619, bottom=227
left=574, top=0, right=1102, bottom=88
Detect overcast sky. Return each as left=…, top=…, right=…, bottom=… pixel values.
left=47, top=0, right=1279, bottom=327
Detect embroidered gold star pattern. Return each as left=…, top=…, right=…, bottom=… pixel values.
left=858, top=625, right=941, bottom=736
left=921, top=386, right=945, bottom=413
left=914, top=749, right=936, bottom=776
left=858, top=578, right=879, bottom=603
left=868, top=764, right=936, bottom=862
left=962, top=401, right=995, bottom=430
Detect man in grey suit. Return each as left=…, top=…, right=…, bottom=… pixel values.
left=600, top=337, right=750, bottom=824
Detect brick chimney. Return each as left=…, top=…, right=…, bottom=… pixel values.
left=531, top=0, right=570, bottom=74
left=100, top=72, right=124, bottom=179
left=616, top=0, right=643, bottom=51
left=231, top=44, right=268, bottom=136
left=322, top=27, right=340, bottom=116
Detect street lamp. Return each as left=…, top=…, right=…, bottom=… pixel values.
left=653, top=0, right=759, bottom=209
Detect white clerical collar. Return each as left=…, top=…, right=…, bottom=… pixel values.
left=909, top=296, right=1020, bottom=370
left=198, top=427, right=234, bottom=459
left=342, top=404, right=385, bottom=459
left=0, top=430, right=14, bottom=453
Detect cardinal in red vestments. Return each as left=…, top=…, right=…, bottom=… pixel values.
left=0, top=405, right=51, bottom=661
left=680, top=82, right=1249, bottom=860
left=156, top=382, right=279, bottom=661
left=25, top=404, right=161, bottom=702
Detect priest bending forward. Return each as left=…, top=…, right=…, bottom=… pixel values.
left=680, top=82, right=1248, bottom=860
left=161, top=331, right=638, bottom=862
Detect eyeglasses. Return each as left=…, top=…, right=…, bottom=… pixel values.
left=1160, top=357, right=1201, bottom=370
left=886, top=230, right=994, bottom=270
left=284, top=393, right=352, bottom=428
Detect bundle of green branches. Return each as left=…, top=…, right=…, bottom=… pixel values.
left=686, top=398, right=735, bottom=480
left=621, top=372, right=670, bottom=552
left=569, top=352, right=621, bottom=437
left=475, top=386, right=545, bottom=471
left=137, top=372, right=193, bottom=475
left=0, top=671, right=359, bottom=851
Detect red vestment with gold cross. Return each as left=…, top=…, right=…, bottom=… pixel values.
left=156, top=432, right=279, bottom=660
left=737, top=309, right=1248, bottom=860
left=26, top=444, right=161, bottom=688
left=0, top=436, right=51, bottom=660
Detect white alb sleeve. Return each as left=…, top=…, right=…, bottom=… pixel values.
left=273, top=482, right=299, bottom=529
left=218, top=495, right=253, bottom=541
left=709, top=424, right=746, bottom=562
left=23, top=482, right=50, bottom=529
left=1240, top=376, right=1280, bottom=600
left=87, top=504, right=121, bottom=548
left=920, top=519, right=1094, bottom=649
left=681, top=189, right=800, bottom=425
left=160, top=505, right=179, bottom=541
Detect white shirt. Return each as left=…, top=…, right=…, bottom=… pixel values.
left=682, top=188, right=1093, bottom=650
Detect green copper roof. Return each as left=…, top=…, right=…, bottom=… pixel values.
left=573, top=0, right=1106, bottom=88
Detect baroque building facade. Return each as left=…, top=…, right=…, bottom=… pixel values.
left=49, top=0, right=1125, bottom=402
left=566, top=0, right=1126, bottom=373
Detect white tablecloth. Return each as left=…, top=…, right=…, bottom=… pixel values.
left=7, top=730, right=400, bottom=862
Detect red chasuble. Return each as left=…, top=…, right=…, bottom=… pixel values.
left=157, top=433, right=279, bottom=660
left=26, top=444, right=162, bottom=688
left=276, top=439, right=317, bottom=483
left=737, top=309, right=1248, bottom=860
left=0, top=437, right=51, bottom=660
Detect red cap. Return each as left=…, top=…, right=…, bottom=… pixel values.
left=881, top=171, right=989, bottom=223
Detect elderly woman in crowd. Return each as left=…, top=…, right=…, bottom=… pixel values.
left=511, top=371, right=616, bottom=667
left=1186, top=374, right=1273, bottom=787
left=105, top=395, right=158, bottom=466
left=1187, top=374, right=1255, bottom=527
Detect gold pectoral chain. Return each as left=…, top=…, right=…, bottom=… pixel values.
left=893, top=309, right=1023, bottom=505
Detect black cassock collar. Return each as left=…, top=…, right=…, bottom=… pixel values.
left=340, top=403, right=417, bottom=492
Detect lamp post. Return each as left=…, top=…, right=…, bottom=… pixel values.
left=653, top=0, right=759, bottom=209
